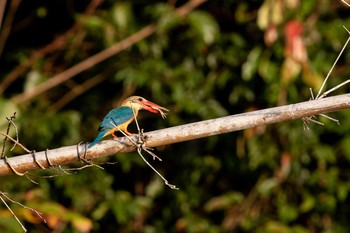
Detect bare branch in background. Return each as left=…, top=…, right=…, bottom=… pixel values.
left=0, top=191, right=46, bottom=232
left=0, top=0, right=7, bottom=30
left=11, top=0, right=207, bottom=104
left=50, top=74, right=107, bottom=111
left=0, top=0, right=21, bottom=57
left=0, top=0, right=103, bottom=93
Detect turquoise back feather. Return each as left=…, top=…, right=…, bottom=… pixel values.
left=88, top=106, right=134, bottom=148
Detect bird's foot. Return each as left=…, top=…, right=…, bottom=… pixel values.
left=136, top=129, right=147, bottom=144
left=136, top=130, right=162, bottom=161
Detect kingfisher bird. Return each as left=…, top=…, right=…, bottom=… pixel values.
left=88, top=96, right=168, bottom=148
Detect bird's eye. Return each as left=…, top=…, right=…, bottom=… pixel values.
left=138, top=98, right=143, bottom=101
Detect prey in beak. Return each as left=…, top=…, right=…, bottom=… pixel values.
left=142, top=100, right=169, bottom=119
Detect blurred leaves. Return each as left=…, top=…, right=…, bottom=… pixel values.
left=1, top=0, right=350, bottom=232
left=187, top=11, right=220, bottom=46
left=204, top=192, right=244, bottom=212
left=0, top=99, right=19, bottom=133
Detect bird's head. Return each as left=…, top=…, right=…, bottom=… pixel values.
left=121, top=96, right=169, bottom=118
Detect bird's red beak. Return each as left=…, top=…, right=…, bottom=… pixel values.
left=142, top=100, right=169, bottom=118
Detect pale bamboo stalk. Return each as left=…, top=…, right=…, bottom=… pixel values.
left=0, top=93, right=350, bottom=176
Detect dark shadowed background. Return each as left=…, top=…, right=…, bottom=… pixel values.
left=1, top=0, right=350, bottom=232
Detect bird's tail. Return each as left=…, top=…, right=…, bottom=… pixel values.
left=88, top=130, right=108, bottom=148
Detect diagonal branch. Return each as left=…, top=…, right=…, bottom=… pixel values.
left=0, top=0, right=21, bottom=58
left=0, top=0, right=103, bottom=93
left=11, top=0, right=207, bottom=104
left=0, top=93, right=350, bottom=176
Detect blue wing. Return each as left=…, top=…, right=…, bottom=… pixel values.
left=98, top=106, right=134, bottom=131
left=88, top=129, right=109, bottom=148
left=88, top=106, right=134, bottom=148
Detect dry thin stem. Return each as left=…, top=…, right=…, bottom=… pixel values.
left=316, top=26, right=350, bottom=99
left=110, top=122, right=161, bottom=162
left=0, top=191, right=46, bottom=233
left=0, top=0, right=21, bottom=58
left=303, top=25, right=350, bottom=127
left=129, top=104, right=177, bottom=189
left=56, top=142, right=104, bottom=172
left=7, top=116, right=19, bottom=152
left=129, top=101, right=162, bottom=161
left=4, top=157, right=26, bottom=176
left=31, top=150, right=46, bottom=170
left=136, top=146, right=178, bottom=190
left=1, top=112, right=18, bottom=158
left=111, top=121, right=176, bottom=189
left=303, top=116, right=324, bottom=130
left=319, top=113, right=340, bottom=125
left=0, top=132, right=31, bottom=153
left=0, top=194, right=26, bottom=232
left=0, top=121, right=102, bottom=177
left=0, top=115, right=33, bottom=176
left=342, top=0, right=350, bottom=7
left=50, top=74, right=108, bottom=111
left=76, top=141, right=104, bottom=170
left=0, top=0, right=7, bottom=30
left=24, top=174, right=40, bottom=185
left=108, top=104, right=178, bottom=189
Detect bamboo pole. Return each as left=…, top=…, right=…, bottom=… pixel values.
left=0, top=93, right=349, bottom=176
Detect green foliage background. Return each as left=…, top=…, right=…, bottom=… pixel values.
left=1, top=0, right=350, bottom=232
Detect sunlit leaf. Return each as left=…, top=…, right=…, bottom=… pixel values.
left=278, top=203, right=299, bottom=222
left=0, top=98, right=19, bottom=133
left=111, top=2, right=134, bottom=31
left=24, top=70, right=45, bottom=93
left=299, top=194, right=315, bottom=213
left=257, top=178, right=279, bottom=196
left=188, top=11, right=220, bottom=45
left=242, top=47, right=262, bottom=81
left=204, top=192, right=244, bottom=212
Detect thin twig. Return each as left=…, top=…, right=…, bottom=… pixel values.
left=31, top=150, right=46, bottom=169
left=0, top=194, right=27, bottom=232
left=319, top=114, right=340, bottom=125
left=24, top=174, right=40, bottom=185
left=0, top=0, right=7, bottom=31
left=0, top=191, right=46, bottom=222
left=1, top=112, right=17, bottom=158
left=303, top=25, right=350, bottom=128
left=109, top=102, right=177, bottom=189
left=0, top=0, right=21, bottom=58
left=315, top=27, right=350, bottom=99
left=45, top=149, right=54, bottom=167
left=0, top=132, right=31, bottom=153
left=136, top=146, right=178, bottom=189
left=342, top=0, right=350, bottom=7
left=62, top=163, right=100, bottom=171
left=8, top=115, right=19, bottom=151
left=112, top=118, right=177, bottom=189
left=50, top=74, right=108, bottom=111
left=129, top=101, right=163, bottom=161
left=59, top=142, right=104, bottom=172
left=319, top=79, right=350, bottom=99
left=4, top=156, right=25, bottom=176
